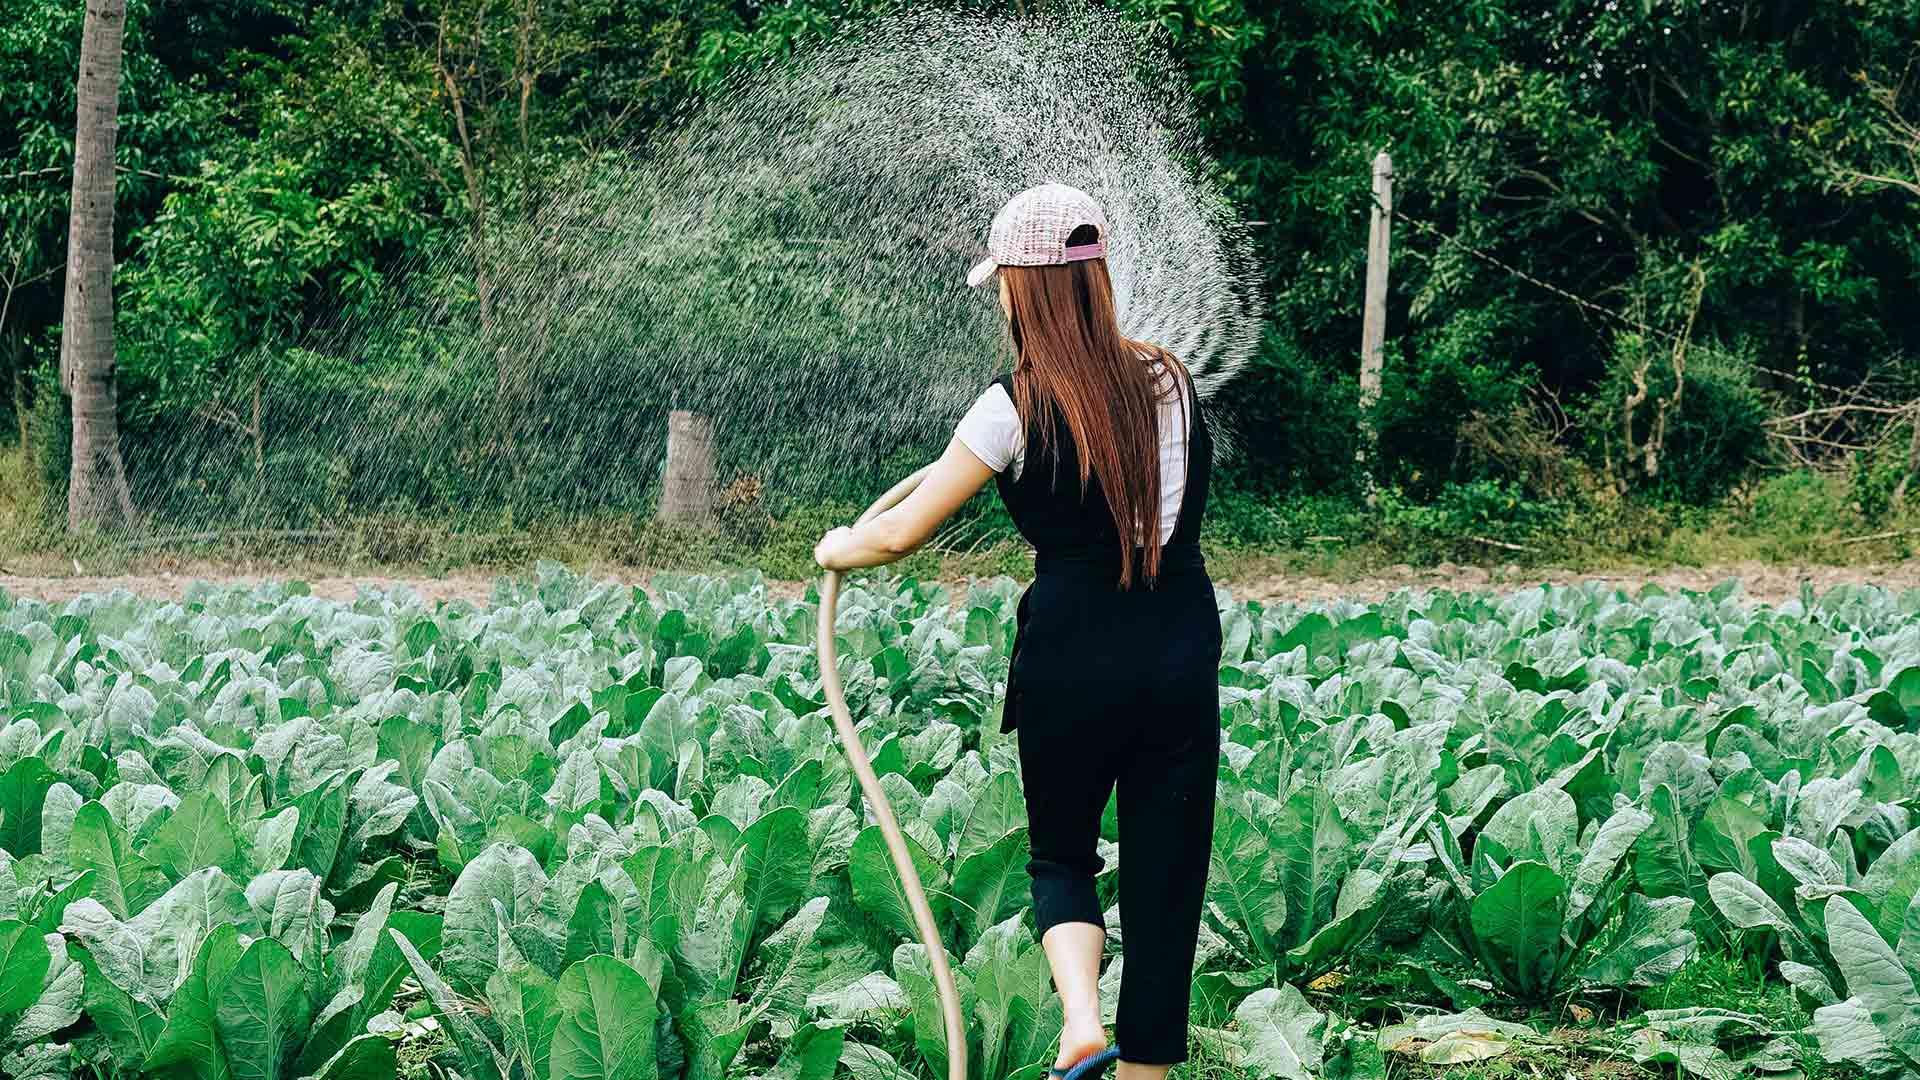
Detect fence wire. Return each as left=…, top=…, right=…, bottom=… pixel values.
left=1362, top=169, right=1920, bottom=466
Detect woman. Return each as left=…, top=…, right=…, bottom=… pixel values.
left=814, top=183, right=1220, bottom=1080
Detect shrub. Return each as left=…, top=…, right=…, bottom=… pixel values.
left=1579, top=337, right=1771, bottom=505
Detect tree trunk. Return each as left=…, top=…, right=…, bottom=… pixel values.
left=658, top=410, right=716, bottom=523
left=61, top=0, right=136, bottom=530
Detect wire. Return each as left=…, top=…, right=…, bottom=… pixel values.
left=1365, top=186, right=1710, bottom=354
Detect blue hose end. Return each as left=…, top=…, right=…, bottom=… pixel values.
left=1052, top=1047, right=1122, bottom=1080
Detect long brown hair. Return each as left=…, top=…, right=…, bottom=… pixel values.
left=1001, top=225, right=1190, bottom=589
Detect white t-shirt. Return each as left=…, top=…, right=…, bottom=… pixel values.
left=955, top=362, right=1193, bottom=546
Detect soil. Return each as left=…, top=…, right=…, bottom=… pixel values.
left=3, top=558, right=1919, bottom=608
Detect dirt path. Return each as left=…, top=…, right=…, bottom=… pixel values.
left=4, top=558, right=1919, bottom=608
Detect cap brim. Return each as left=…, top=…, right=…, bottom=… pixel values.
left=966, top=257, right=998, bottom=288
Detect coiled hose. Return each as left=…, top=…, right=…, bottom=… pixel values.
left=815, top=465, right=968, bottom=1080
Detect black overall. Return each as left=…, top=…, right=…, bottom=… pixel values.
left=992, top=370, right=1221, bottom=1067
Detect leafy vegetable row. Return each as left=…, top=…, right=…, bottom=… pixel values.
left=0, top=566, right=1912, bottom=1079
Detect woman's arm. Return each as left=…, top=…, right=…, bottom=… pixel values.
left=814, top=437, right=996, bottom=570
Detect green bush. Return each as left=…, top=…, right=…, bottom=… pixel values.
left=1377, top=306, right=1537, bottom=498
left=1751, top=469, right=1854, bottom=537
left=1377, top=478, right=1565, bottom=546
left=1579, top=338, right=1771, bottom=505
left=1848, top=432, right=1911, bottom=526
left=1214, top=327, right=1363, bottom=497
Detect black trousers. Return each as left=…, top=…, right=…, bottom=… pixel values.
left=1010, top=571, right=1221, bottom=1066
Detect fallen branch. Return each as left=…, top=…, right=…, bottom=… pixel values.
left=117, top=529, right=350, bottom=550
left=1469, top=535, right=1536, bottom=553
left=1837, top=528, right=1920, bottom=546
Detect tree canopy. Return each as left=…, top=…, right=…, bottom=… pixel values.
left=3, top=0, right=1917, bottom=525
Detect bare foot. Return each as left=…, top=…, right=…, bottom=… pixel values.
left=1052, top=1009, right=1109, bottom=1072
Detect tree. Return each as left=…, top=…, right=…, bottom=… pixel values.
left=1826, top=67, right=1920, bottom=202
left=61, top=0, right=137, bottom=529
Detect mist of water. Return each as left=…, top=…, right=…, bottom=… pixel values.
left=122, top=4, right=1263, bottom=538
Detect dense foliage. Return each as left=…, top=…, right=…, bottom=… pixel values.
left=3, top=1, right=1919, bottom=531
left=0, top=566, right=1913, bottom=1077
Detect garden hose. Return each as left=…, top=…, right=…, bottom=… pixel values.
left=815, top=464, right=969, bottom=1080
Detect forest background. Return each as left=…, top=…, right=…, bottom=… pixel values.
left=3, top=0, right=1919, bottom=578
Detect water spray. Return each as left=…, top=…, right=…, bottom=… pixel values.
left=124, top=7, right=1258, bottom=546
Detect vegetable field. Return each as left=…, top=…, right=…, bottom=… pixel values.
left=0, top=566, right=1915, bottom=1080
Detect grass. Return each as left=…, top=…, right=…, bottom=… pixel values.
left=1169, top=941, right=1834, bottom=1080
left=5, top=441, right=1917, bottom=597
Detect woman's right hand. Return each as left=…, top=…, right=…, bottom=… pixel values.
left=814, top=526, right=858, bottom=571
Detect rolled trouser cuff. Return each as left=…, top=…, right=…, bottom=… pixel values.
left=1028, top=857, right=1104, bottom=936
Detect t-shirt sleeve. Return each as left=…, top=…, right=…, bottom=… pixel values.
left=954, top=383, right=1021, bottom=473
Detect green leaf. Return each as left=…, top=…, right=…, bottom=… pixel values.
left=1273, top=788, right=1353, bottom=950
left=842, top=1042, right=918, bottom=1080
left=550, top=955, right=659, bottom=1080
left=564, top=879, right=619, bottom=966
left=1886, top=666, right=1920, bottom=725
left=1826, top=897, right=1920, bottom=1070
left=1708, top=873, right=1816, bottom=963
left=848, top=825, right=948, bottom=942
left=1812, top=999, right=1902, bottom=1074
left=145, top=924, right=244, bottom=1080
left=305, top=1033, right=399, bottom=1080
left=442, top=842, right=549, bottom=995
left=964, top=917, right=1056, bottom=1078
left=1694, top=797, right=1768, bottom=877
left=149, top=792, right=241, bottom=880
left=213, top=937, right=314, bottom=1080
left=893, top=942, right=974, bottom=1080
left=621, top=845, right=682, bottom=953
left=1861, top=827, right=1920, bottom=947
left=1566, top=805, right=1651, bottom=924
left=746, top=895, right=830, bottom=1026
left=387, top=928, right=507, bottom=1080
left=63, top=868, right=252, bottom=1004
left=1480, top=788, right=1577, bottom=875
left=75, top=943, right=163, bottom=1062
left=291, top=776, right=350, bottom=883
left=771, top=1022, right=847, bottom=1080
left=1580, top=894, right=1697, bottom=988
left=69, top=801, right=167, bottom=919
left=1209, top=805, right=1284, bottom=963
left=0, top=921, right=50, bottom=1015
left=1283, top=869, right=1387, bottom=981
left=955, top=771, right=1024, bottom=864
left=488, top=963, right=561, bottom=1080
left=1633, top=785, right=1702, bottom=899
left=0, top=757, right=57, bottom=856
left=739, top=804, right=811, bottom=935
left=952, top=829, right=1031, bottom=948
left=1469, top=861, right=1567, bottom=999
left=1235, top=984, right=1326, bottom=1080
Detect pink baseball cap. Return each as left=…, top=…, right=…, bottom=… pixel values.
left=966, top=183, right=1110, bottom=288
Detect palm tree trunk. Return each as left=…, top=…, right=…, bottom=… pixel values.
left=61, top=0, right=137, bottom=530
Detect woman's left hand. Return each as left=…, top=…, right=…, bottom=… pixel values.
left=814, top=526, right=858, bottom=570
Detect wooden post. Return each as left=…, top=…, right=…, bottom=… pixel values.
left=658, top=409, right=716, bottom=523
left=1358, top=150, right=1392, bottom=503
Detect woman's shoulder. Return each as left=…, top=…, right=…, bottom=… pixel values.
left=956, top=379, right=1023, bottom=473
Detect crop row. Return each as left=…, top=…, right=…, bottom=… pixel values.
left=0, top=567, right=1912, bottom=1080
